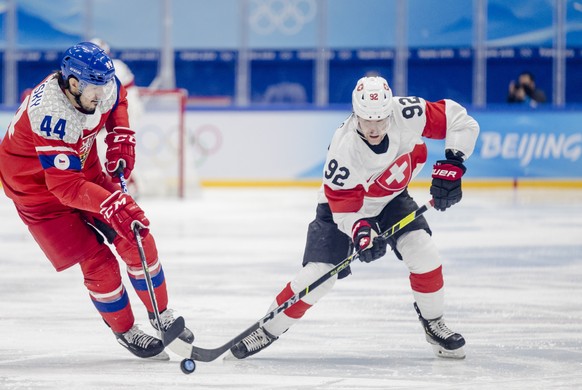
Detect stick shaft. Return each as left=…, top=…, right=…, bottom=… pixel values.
left=118, top=173, right=165, bottom=338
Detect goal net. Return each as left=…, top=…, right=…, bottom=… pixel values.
left=132, top=88, right=199, bottom=198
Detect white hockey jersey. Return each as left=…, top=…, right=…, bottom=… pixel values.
left=112, top=59, right=143, bottom=126
left=320, top=97, right=479, bottom=236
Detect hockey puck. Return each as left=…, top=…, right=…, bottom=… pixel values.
left=180, top=358, right=196, bottom=374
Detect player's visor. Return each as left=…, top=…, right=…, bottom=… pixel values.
left=78, top=78, right=115, bottom=101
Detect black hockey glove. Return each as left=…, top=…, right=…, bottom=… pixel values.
left=352, top=219, right=387, bottom=263
left=430, top=150, right=467, bottom=211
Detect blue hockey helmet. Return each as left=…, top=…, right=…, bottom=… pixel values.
left=61, top=42, right=115, bottom=87
left=61, top=42, right=116, bottom=101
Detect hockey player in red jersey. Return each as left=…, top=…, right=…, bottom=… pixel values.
left=230, top=75, right=479, bottom=360
left=0, top=42, right=193, bottom=359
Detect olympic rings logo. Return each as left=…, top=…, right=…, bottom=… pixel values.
left=191, top=124, right=223, bottom=168
left=250, top=0, right=317, bottom=36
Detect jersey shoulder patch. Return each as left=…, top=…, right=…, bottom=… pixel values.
left=27, top=78, right=89, bottom=144
left=391, top=96, right=428, bottom=134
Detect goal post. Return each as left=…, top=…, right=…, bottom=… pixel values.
left=133, top=87, right=198, bottom=198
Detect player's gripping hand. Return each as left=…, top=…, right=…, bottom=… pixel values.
left=352, top=219, right=387, bottom=263
left=105, top=127, right=136, bottom=182
left=430, top=150, right=467, bottom=211
left=100, top=190, right=149, bottom=242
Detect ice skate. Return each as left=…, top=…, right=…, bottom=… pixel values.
left=149, top=309, right=195, bottom=344
left=414, top=302, right=466, bottom=359
left=115, top=325, right=168, bottom=359
left=230, top=327, right=278, bottom=359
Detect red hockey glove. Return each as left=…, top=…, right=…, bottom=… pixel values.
left=352, top=219, right=387, bottom=263
left=105, top=127, right=136, bottom=182
left=99, top=190, right=149, bottom=242
left=430, top=151, right=467, bottom=211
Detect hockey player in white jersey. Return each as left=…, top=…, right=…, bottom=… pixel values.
left=91, top=38, right=144, bottom=196
left=90, top=38, right=144, bottom=125
left=230, top=75, right=479, bottom=360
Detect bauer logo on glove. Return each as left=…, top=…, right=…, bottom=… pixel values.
left=432, top=166, right=463, bottom=180
left=430, top=151, right=467, bottom=212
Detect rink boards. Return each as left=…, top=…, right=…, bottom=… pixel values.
left=185, top=108, right=582, bottom=188
left=1, top=108, right=581, bottom=189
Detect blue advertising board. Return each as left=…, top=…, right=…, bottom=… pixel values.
left=182, top=108, right=582, bottom=184
left=1, top=108, right=581, bottom=184
left=470, top=110, right=582, bottom=178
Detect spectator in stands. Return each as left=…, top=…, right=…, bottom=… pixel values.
left=507, top=71, right=547, bottom=107
left=263, top=82, right=307, bottom=104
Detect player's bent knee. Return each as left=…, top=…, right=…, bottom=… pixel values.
left=80, top=246, right=121, bottom=293
left=290, top=262, right=337, bottom=305
left=115, top=233, right=159, bottom=267
left=396, top=230, right=441, bottom=274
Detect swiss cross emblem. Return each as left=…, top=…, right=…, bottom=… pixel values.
left=375, top=154, right=412, bottom=192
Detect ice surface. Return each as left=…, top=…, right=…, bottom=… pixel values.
left=1, top=188, right=581, bottom=389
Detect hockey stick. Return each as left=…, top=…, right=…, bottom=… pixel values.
left=118, top=172, right=185, bottom=347
left=176, top=198, right=436, bottom=362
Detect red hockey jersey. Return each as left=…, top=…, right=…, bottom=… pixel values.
left=0, top=73, right=129, bottom=220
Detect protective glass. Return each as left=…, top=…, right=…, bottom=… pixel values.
left=78, top=78, right=115, bottom=102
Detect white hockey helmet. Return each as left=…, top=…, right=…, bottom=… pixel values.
left=352, top=76, right=393, bottom=120
left=89, top=38, right=111, bottom=55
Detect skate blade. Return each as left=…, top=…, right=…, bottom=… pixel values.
left=148, top=350, right=170, bottom=361
left=431, top=344, right=465, bottom=359
left=222, top=351, right=239, bottom=361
